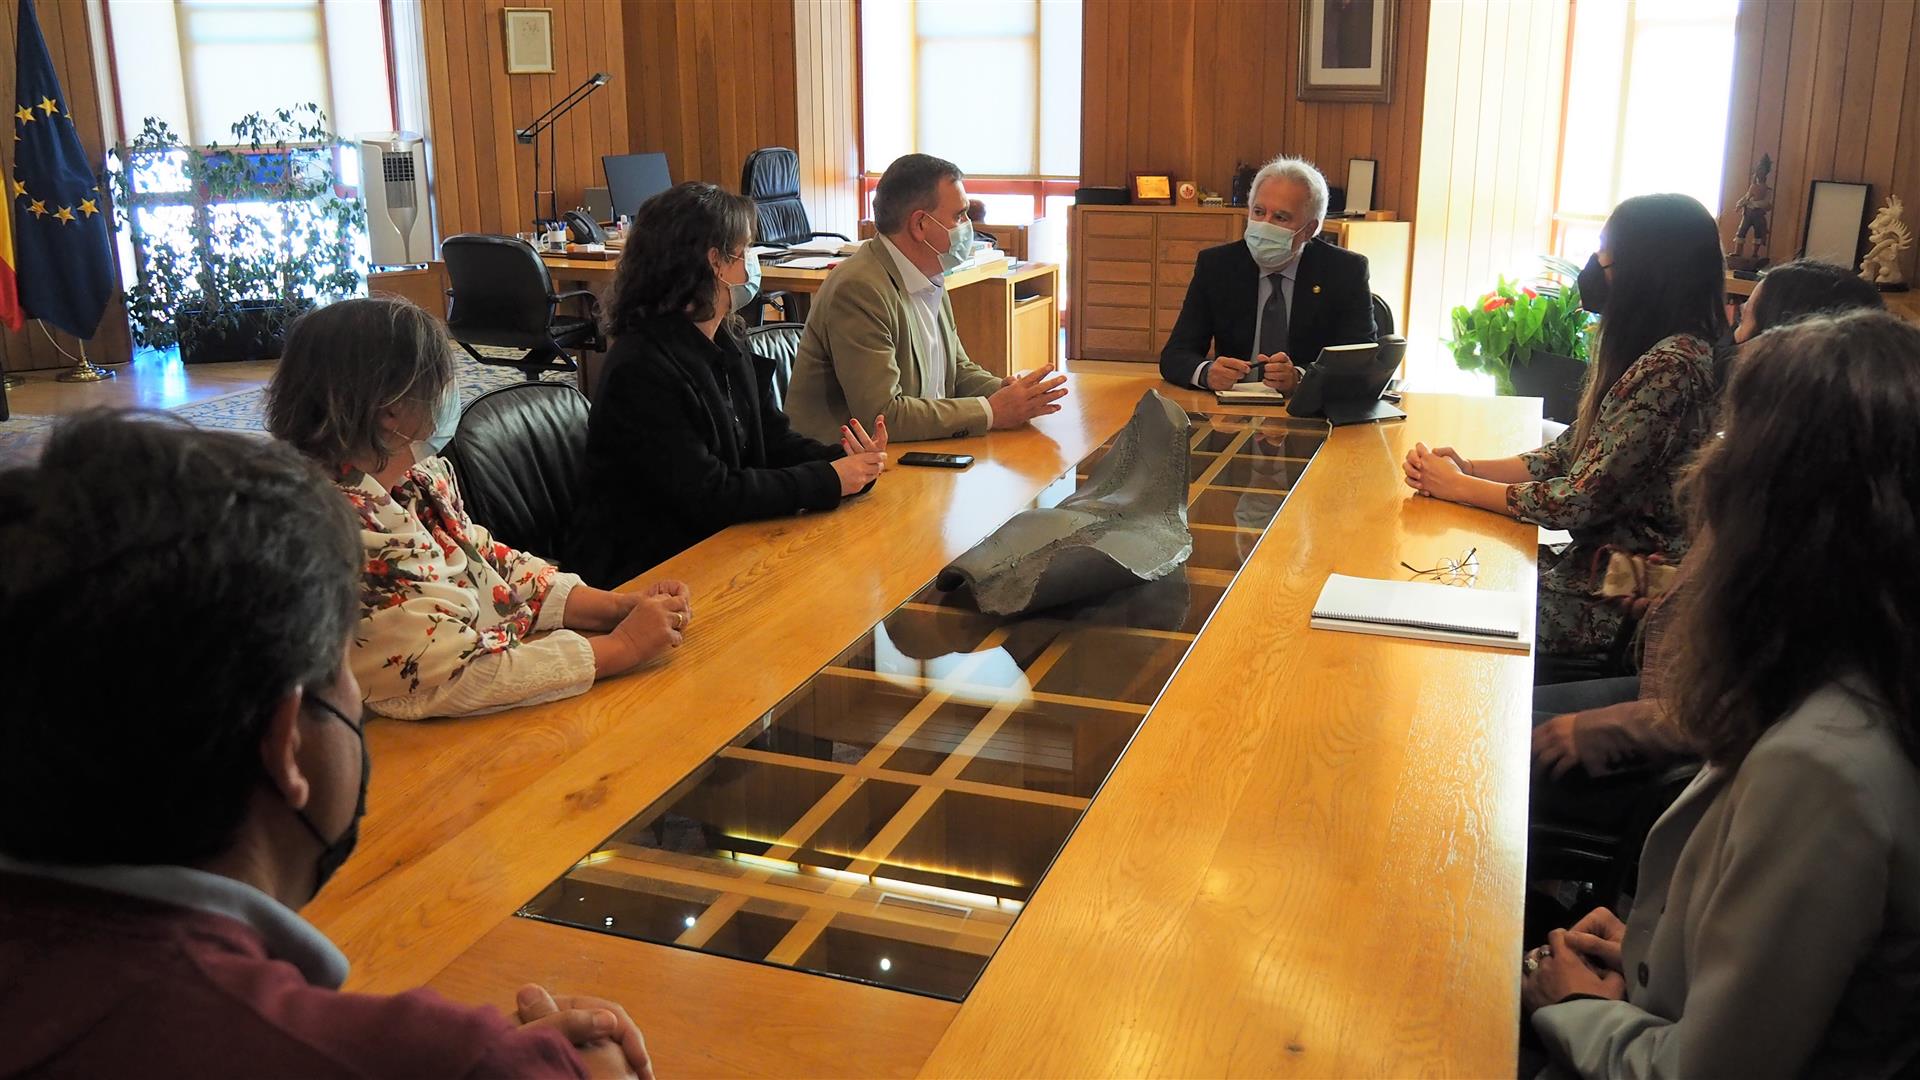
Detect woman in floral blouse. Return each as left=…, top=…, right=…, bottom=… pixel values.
left=1403, top=194, right=1727, bottom=657
left=266, top=297, right=693, bottom=719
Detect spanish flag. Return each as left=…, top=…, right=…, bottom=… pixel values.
left=0, top=148, right=18, bottom=332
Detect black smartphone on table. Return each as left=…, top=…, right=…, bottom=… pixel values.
left=897, top=452, right=974, bottom=469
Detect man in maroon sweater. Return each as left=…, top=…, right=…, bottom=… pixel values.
left=0, top=414, right=653, bottom=1079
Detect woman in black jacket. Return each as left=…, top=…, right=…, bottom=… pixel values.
left=567, top=182, right=887, bottom=587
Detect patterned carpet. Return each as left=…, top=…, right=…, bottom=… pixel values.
left=0, top=354, right=577, bottom=467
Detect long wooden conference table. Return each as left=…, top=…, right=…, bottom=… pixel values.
left=304, top=373, right=1539, bottom=1077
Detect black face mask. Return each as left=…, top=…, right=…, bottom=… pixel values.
left=297, top=695, right=369, bottom=895
left=1577, top=253, right=1610, bottom=315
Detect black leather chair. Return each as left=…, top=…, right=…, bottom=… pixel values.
left=442, top=381, right=590, bottom=558
left=1529, top=761, right=1701, bottom=910
left=1371, top=292, right=1395, bottom=338
left=745, top=322, right=805, bottom=415
left=443, top=234, right=602, bottom=381
left=740, top=147, right=851, bottom=249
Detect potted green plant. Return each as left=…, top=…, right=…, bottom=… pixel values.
left=1446, top=256, right=1594, bottom=421
left=111, top=104, right=368, bottom=363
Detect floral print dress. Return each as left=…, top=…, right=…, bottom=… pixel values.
left=339, top=456, right=595, bottom=719
left=1506, top=333, right=1716, bottom=656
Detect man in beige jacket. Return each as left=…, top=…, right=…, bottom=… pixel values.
left=785, top=154, right=1068, bottom=444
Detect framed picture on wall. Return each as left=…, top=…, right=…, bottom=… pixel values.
left=503, top=8, right=554, bottom=74
left=1299, top=0, right=1396, bottom=103
left=1802, top=180, right=1871, bottom=269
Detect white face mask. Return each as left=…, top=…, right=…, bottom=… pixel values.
left=1244, top=219, right=1304, bottom=271
left=917, top=211, right=975, bottom=275
left=407, top=384, right=461, bottom=465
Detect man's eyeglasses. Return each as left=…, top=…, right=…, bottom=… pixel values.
left=1401, top=547, right=1478, bottom=586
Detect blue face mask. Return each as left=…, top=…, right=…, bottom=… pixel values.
left=410, top=383, right=460, bottom=463
left=919, top=212, right=975, bottom=275
left=1244, top=219, right=1304, bottom=271
left=727, top=249, right=762, bottom=314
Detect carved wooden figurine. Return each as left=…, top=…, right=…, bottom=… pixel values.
left=1728, top=154, right=1774, bottom=272
left=1860, top=195, right=1913, bottom=291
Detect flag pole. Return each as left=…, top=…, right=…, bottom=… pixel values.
left=49, top=323, right=113, bottom=383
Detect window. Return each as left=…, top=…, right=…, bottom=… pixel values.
left=1550, top=0, right=1739, bottom=262
left=861, top=0, right=1081, bottom=180
left=104, top=0, right=394, bottom=148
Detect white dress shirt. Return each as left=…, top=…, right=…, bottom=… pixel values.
left=1191, top=257, right=1300, bottom=388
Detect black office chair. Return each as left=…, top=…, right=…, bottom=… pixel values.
left=1370, top=292, right=1395, bottom=338
left=740, top=147, right=851, bottom=249
left=1529, top=761, right=1701, bottom=911
left=443, top=234, right=601, bottom=382
left=442, top=381, right=590, bottom=558
left=745, top=321, right=805, bottom=415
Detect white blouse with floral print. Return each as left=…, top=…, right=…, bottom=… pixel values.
left=338, top=456, right=595, bottom=720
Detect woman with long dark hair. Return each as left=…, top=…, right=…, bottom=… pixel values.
left=1520, top=309, right=1920, bottom=1076
left=1404, top=194, right=1725, bottom=657
left=567, top=182, right=888, bottom=588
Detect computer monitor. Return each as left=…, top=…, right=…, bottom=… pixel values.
left=601, top=152, right=673, bottom=220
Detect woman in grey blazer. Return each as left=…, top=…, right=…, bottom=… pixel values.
left=1522, top=309, right=1920, bottom=1078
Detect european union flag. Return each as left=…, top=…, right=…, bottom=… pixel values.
left=11, top=0, right=115, bottom=339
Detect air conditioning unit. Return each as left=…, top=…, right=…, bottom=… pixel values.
left=358, top=132, right=430, bottom=268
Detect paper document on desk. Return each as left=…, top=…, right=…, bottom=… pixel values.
left=784, top=237, right=859, bottom=256
left=1214, top=382, right=1286, bottom=405
left=1311, top=573, right=1534, bottom=651
left=776, top=255, right=839, bottom=270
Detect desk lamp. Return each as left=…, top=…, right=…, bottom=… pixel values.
left=516, top=71, right=611, bottom=229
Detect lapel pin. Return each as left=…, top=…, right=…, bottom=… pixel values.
left=1312, top=284, right=1322, bottom=294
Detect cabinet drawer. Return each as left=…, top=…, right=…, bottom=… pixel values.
left=1156, top=239, right=1215, bottom=265
left=1155, top=283, right=1195, bottom=310
left=1082, top=327, right=1153, bottom=354
left=1081, top=258, right=1151, bottom=284
left=1080, top=212, right=1154, bottom=239
left=1085, top=237, right=1152, bottom=262
left=1082, top=282, right=1151, bottom=308
left=1084, top=304, right=1151, bottom=331
left=1158, top=214, right=1237, bottom=241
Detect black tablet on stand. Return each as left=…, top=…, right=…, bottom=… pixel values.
left=1287, top=337, right=1408, bottom=426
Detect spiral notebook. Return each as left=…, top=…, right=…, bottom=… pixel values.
left=1311, top=573, right=1533, bottom=652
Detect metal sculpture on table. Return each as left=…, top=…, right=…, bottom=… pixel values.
left=937, top=390, right=1192, bottom=616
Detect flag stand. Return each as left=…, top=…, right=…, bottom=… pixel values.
left=53, top=334, right=114, bottom=383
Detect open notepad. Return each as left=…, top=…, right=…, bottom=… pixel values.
left=1312, top=573, right=1534, bottom=652
left=1214, top=382, right=1286, bottom=405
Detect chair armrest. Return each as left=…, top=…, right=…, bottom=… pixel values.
left=808, top=231, right=853, bottom=242
left=552, top=289, right=601, bottom=308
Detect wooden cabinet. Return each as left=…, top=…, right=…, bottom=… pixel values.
left=1070, top=205, right=1239, bottom=363
left=1068, top=205, right=1412, bottom=364
left=949, top=262, right=1061, bottom=378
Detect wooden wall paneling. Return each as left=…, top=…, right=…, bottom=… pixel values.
left=1896, top=1, right=1920, bottom=284
left=790, top=0, right=856, bottom=238
left=0, top=0, right=134, bottom=372
left=1833, top=0, right=1880, bottom=182
left=1716, top=0, right=1769, bottom=245
left=1861, top=0, right=1915, bottom=194
left=482, top=2, right=519, bottom=235
left=1723, top=0, right=1919, bottom=281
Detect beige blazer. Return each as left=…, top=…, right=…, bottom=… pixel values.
left=1533, top=681, right=1920, bottom=1078
left=784, top=239, right=1004, bottom=444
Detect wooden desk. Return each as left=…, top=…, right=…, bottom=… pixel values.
left=307, top=379, right=1536, bottom=1078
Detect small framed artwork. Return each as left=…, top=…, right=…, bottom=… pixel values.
left=503, top=8, right=554, bottom=74
left=1802, top=180, right=1871, bottom=269
left=1175, top=179, right=1200, bottom=206
left=1345, top=158, right=1377, bottom=214
left=1131, top=174, right=1173, bottom=205
left=1299, top=0, right=1396, bottom=103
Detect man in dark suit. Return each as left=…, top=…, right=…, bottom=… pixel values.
left=1159, top=156, right=1376, bottom=394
